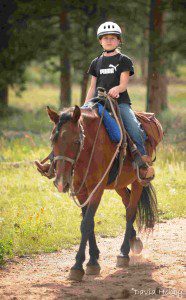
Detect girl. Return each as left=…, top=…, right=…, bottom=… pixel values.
left=85, top=21, right=154, bottom=181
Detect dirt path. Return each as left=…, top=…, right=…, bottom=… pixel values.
left=0, top=219, right=185, bottom=300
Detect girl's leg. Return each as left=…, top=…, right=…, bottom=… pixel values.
left=118, top=103, right=155, bottom=182
left=118, top=103, right=147, bottom=156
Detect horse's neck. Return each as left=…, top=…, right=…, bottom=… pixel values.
left=81, top=110, right=100, bottom=138
left=80, top=109, right=115, bottom=155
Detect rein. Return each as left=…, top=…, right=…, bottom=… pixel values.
left=70, top=98, right=108, bottom=198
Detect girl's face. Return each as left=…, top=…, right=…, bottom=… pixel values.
left=99, top=34, right=120, bottom=51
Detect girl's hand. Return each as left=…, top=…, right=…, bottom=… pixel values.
left=108, top=86, right=120, bottom=98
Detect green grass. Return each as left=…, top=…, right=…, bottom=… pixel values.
left=9, top=83, right=81, bottom=111
left=0, top=83, right=185, bottom=263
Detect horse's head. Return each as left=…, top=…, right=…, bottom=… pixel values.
left=47, top=105, right=84, bottom=193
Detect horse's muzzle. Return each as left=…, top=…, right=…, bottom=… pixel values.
left=53, top=177, right=70, bottom=193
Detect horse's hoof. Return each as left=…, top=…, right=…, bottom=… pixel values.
left=116, top=255, right=130, bottom=267
left=130, top=237, right=143, bottom=254
left=86, top=264, right=101, bottom=275
left=69, top=268, right=85, bottom=281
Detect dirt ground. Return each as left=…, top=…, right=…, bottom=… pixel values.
left=0, top=218, right=185, bottom=300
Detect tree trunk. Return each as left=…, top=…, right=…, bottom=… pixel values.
left=140, top=55, right=147, bottom=84
left=140, top=30, right=147, bottom=83
left=147, top=71, right=168, bottom=113
left=0, top=86, right=8, bottom=107
left=160, top=74, right=168, bottom=110
left=59, top=11, right=71, bottom=108
left=0, top=0, right=16, bottom=108
left=60, top=55, right=71, bottom=108
left=80, top=72, right=89, bottom=106
left=146, top=0, right=168, bottom=114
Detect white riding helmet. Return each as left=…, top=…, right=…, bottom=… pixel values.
left=97, top=21, right=122, bottom=38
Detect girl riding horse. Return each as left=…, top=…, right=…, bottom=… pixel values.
left=34, top=22, right=161, bottom=281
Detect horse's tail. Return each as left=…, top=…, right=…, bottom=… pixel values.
left=136, top=183, right=158, bottom=231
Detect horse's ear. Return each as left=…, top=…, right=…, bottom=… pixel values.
left=72, top=105, right=81, bottom=123
left=46, top=106, right=59, bottom=124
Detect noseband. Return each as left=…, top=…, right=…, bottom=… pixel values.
left=53, top=155, right=75, bottom=165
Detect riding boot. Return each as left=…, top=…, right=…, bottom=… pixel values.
left=35, top=161, right=51, bottom=173
left=35, top=151, right=55, bottom=179
left=35, top=161, right=55, bottom=179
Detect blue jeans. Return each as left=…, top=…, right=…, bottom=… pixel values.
left=118, top=103, right=147, bottom=155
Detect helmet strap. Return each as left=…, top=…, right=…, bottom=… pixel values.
left=97, top=47, right=118, bottom=58
left=103, top=48, right=117, bottom=53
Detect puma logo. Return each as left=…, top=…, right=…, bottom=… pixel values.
left=100, top=64, right=119, bottom=75
left=109, top=64, right=119, bottom=71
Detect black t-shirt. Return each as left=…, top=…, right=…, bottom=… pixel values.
left=88, top=53, right=134, bottom=104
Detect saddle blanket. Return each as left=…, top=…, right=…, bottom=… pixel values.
left=97, top=103, right=121, bottom=143
left=81, top=102, right=121, bottom=143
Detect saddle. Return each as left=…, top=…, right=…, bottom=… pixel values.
left=134, top=111, right=163, bottom=151
left=83, top=97, right=163, bottom=152
left=83, top=92, right=163, bottom=185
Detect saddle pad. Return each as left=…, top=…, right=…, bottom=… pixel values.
left=97, top=103, right=121, bottom=143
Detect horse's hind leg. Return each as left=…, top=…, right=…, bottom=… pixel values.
left=82, top=206, right=101, bottom=275
left=116, top=187, right=137, bottom=240
left=116, top=181, right=143, bottom=266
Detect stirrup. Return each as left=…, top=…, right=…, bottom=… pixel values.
left=136, top=165, right=155, bottom=186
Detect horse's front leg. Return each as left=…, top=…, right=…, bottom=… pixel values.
left=81, top=206, right=101, bottom=275
left=117, top=181, right=143, bottom=267
left=69, top=192, right=102, bottom=281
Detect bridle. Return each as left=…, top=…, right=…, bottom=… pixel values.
left=52, top=103, right=107, bottom=199
left=53, top=121, right=85, bottom=181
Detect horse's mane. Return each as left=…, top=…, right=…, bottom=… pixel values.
left=51, top=107, right=98, bottom=144
left=52, top=108, right=72, bottom=144
left=51, top=107, right=96, bottom=144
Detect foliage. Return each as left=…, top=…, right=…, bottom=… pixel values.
left=1, top=0, right=185, bottom=99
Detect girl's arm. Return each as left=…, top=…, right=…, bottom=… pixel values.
left=85, top=76, right=97, bottom=103
left=108, top=71, right=130, bottom=98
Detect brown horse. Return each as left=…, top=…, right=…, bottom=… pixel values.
left=47, top=105, right=158, bottom=281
